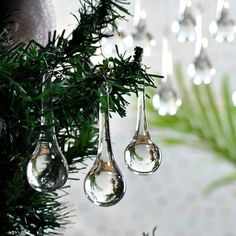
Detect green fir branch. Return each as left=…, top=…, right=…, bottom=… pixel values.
left=143, top=226, right=157, bottom=236
left=0, top=0, right=162, bottom=235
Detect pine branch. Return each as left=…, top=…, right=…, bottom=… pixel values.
left=0, top=0, right=161, bottom=235
left=143, top=226, right=157, bottom=236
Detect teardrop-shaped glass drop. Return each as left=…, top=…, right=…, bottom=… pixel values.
left=209, top=0, right=236, bottom=43
left=125, top=133, right=161, bottom=175
left=101, top=25, right=126, bottom=56
left=27, top=74, right=69, bottom=193
left=125, top=86, right=161, bottom=175
left=188, top=11, right=215, bottom=85
left=27, top=131, right=69, bottom=193
left=84, top=159, right=125, bottom=207
left=153, top=81, right=182, bottom=116
left=153, top=37, right=181, bottom=115
left=84, top=88, right=126, bottom=207
left=124, top=8, right=156, bottom=57
left=188, top=42, right=215, bottom=85
left=172, top=0, right=196, bottom=42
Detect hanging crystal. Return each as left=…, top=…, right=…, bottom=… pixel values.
left=152, top=36, right=182, bottom=116
left=172, top=0, right=196, bottom=42
left=27, top=73, right=69, bottom=193
left=209, top=0, right=236, bottom=43
left=188, top=10, right=215, bottom=85
left=84, top=83, right=126, bottom=207
left=101, top=24, right=126, bottom=57
left=124, top=47, right=161, bottom=175
left=125, top=83, right=161, bottom=175
left=124, top=0, right=156, bottom=57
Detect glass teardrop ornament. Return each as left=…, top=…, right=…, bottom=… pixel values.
left=27, top=131, right=69, bottom=193
left=209, top=0, right=236, bottom=43
left=188, top=11, right=215, bottom=85
left=27, top=74, right=69, bottom=193
left=125, top=85, right=161, bottom=175
left=172, top=0, right=196, bottom=42
left=124, top=0, right=156, bottom=57
left=84, top=85, right=126, bottom=207
left=153, top=81, right=182, bottom=116
left=153, top=37, right=181, bottom=116
left=188, top=46, right=215, bottom=85
left=101, top=25, right=126, bottom=56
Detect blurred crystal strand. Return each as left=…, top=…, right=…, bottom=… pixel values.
left=209, top=0, right=236, bottom=43
left=124, top=0, right=156, bottom=57
left=172, top=0, right=196, bottom=42
left=188, top=8, right=215, bottom=85
left=101, top=24, right=126, bottom=57
left=91, top=24, right=126, bottom=64
left=153, top=35, right=182, bottom=116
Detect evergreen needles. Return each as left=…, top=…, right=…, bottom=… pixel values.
left=143, top=226, right=157, bottom=236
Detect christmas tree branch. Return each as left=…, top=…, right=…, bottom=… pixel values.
left=0, top=0, right=161, bottom=235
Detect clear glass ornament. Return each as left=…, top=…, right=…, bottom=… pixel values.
left=153, top=36, right=181, bottom=116
left=209, top=0, right=236, bottom=43
left=125, top=84, right=161, bottom=175
left=92, top=25, right=126, bottom=64
left=188, top=11, right=215, bottom=85
left=172, top=0, right=196, bottom=42
left=27, top=74, right=69, bottom=193
left=153, top=80, right=182, bottom=116
left=124, top=0, right=156, bottom=57
left=101, top=25, right=126, bottom=57
left=84, top=84, right=126, bottom=207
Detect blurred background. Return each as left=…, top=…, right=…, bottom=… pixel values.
left=51, top=0, right=236, bottom=235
